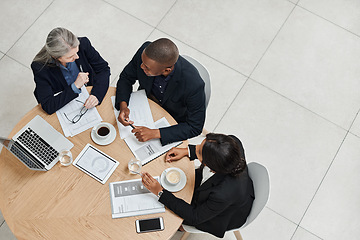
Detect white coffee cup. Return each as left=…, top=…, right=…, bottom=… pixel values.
left=95, top=123, right=110, bottom=139
left=165, top=169, right=181, bottom=185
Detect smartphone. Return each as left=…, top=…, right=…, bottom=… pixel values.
left=135, top=217, right=164, bottom=233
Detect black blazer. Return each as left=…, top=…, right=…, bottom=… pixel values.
left=159, top=137, right=255, bottom=238
left=31, top=37, right=110, bottom=114
left=115, top=42, right=206, bottom=145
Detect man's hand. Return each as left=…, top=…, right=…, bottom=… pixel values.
left=141, top=172, right=163, bottom=196
left=117, top=101, right=133, bottom=126
left=131, top=127, right=160, bottom=142
left=165, top=147, right=189, bottom=162
left=84, top=95, right=99, bottom=109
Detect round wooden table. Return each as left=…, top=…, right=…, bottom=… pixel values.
left=0, top=87, right=195, bottom=240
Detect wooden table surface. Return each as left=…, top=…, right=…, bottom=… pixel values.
left=0, top=87, right=194, bottom=240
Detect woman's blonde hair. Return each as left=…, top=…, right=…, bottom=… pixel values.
left=33, top=27, right=79, bottom=65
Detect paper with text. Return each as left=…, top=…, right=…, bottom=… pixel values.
left=109, top=177, right=164, bottom=218
left=125, top=117, right=182, bottom=165
left=111, top=90, right=155, bottom=139
left=56, top=86, right=102, bottom=137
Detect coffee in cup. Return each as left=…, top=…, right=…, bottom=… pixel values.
left=165, top=169, right=181, bottom=185
left=95, top=123, right=110, bottom=139
left=98, top=126, right=110, bottom=136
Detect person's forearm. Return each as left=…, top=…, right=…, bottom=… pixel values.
left=120, top=101, right=128, bottom=110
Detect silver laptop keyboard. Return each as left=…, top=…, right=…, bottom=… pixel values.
left=10, top=142, right=43, bottom=169
left=17, top=127, right=59, bottom=165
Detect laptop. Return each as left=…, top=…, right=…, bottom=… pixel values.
left=0, top=115, right=74, bottom=171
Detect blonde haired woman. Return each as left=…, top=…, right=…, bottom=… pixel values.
left=31, top=27, right=110, bottom=114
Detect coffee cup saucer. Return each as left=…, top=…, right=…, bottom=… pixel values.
left=91, top=122, right=116, bottom=146
left=160, top=167, right=186, bottom=192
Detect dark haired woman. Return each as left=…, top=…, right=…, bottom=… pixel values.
left=31, top=27, right=110, bottom=114
left=141, top=133, right=255, bottom=238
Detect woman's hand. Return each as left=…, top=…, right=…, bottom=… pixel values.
left=165, top=147, right=189, bottom=162
left=84, top=95, right=99, bottom=109
left=141, top=172, right=163, bottom=195
left=74, top=72, right=89, bottom=88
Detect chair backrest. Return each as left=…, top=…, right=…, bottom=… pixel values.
left=182, top=55, right=211, bottom=109
left=241, top=162, right=270, bottom=229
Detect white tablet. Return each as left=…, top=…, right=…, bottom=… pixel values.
left=73, top=144, right=119, bottom=184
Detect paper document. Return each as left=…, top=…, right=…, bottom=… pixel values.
left=56, top=86, right=102, bottom=137
left=109, top=177, right=164, bottom=218
left=125, top=117, right=182, bottom=165
left=112, top=90, right=182, bottom=165
left=111, top=90, right=155, bottom=139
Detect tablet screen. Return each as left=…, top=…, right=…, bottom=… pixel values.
left=73, top=144, right=119, bottom=184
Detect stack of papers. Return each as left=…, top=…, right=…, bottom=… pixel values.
left=109, top=177, right=164, bottom=218
left=56, top=86, right=102, bottom=137
left=124, top=117, right=181, bottom=165
left=111, top=90, right=181, bottom=165
left=112, top=90, right=155, bottom=139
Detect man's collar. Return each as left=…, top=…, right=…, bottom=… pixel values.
left=161, top=65, right=176, bottom=79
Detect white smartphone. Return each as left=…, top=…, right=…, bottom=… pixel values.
left=135, top=217, right=164, bottom=233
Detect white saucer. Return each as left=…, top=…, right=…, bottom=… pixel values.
left=91, top=122, right=116, bottom=146
left=160, top=167, right=187, bottom=192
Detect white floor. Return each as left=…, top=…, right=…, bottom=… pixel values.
left=1, top=0, right=360, bottom=239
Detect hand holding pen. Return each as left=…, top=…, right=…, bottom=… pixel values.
left=78, top=64, right=88, bottom=87
left=117, top=101, right=134, bottom=127
left=78, top=64, right=98, bottom=109
left=125, top=119, right=135, bottom=129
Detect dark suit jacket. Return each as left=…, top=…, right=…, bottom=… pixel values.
left=159, top=137, right=255, bottom=238
left=115, top=42, right=206, bottom=145
left=31, top=37, right=110, bottom=114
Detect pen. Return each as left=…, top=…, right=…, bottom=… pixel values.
left=79, top=64, right=87, bottom=87
left=125, top=119, right=135, bottom=129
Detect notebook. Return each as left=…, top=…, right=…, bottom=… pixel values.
left=0, top=115, right=74, bottom=171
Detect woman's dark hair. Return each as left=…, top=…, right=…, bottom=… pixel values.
left=202, top=133, right=246, bottom=177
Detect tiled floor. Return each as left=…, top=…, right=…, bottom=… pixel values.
left=1, top=0, right=360, bottom=239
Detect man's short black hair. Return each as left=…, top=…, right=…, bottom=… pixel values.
left=144, top=38, right=179, bottom=66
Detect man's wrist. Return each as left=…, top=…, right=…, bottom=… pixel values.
left=119, top=101, right=128, bottom=110
left=153, top=129, right=161, bottom=139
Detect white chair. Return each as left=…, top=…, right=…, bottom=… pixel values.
left=182, top=55, right=211, bottom=109
left=180, top=162, right=270, bottom=240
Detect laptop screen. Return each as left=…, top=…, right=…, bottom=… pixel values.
left=0, top=137, right=12, bottom=149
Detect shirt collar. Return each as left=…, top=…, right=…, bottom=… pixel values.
left=163, top=65, right=176, bottom=81
left=57, top=61, right=75, bottom=70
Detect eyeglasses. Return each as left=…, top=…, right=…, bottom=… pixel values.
left=64, top=100, right=88, bottom=123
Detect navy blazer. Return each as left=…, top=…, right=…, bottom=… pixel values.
left=115, top=42, right=206, bottom=145
left=31, top=37, right=110, bottom=114
left=159, top=137, right=255, bottom=238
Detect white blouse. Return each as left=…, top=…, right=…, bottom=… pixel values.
left=201, top=165, right=215, bottom=186
left=187, top=146, right=215, bottom=186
